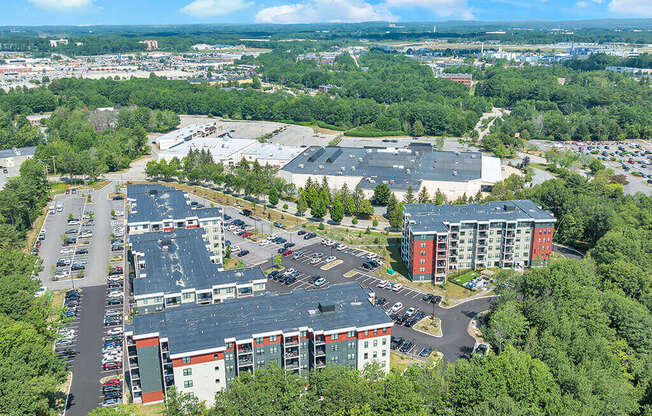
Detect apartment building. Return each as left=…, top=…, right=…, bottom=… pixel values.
left=125, top=283, right=392, bottom=405
left=402, top=200, right=556, bottom=283
left=126, top=184, right=224, bottom=262
left=129, top=228, right=266, bottom=314
left=438, top=73, right=473, bottom=87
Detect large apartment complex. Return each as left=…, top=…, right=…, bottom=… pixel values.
left=129, top=228, right=266, bottom=314
left=126, top=184, right=225, bottom=262
left=402, top=200, right=556, bottom=283
left=125, top=283, right=392, bottom=405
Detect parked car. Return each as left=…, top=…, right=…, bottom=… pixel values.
left=314, top=277, right=326, bottom=287
left=237, top=250, right=249, bottom=257
left=392, top=283, right=403, bottom=292
left=75, top=248, right=88, bottom=255
left=297, top=230, right=306, bottom=235
left=391, top=302, right=403, bottom=312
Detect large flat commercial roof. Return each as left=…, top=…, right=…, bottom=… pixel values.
left=405, top=200, right=556, bottom=234
left=127, top=184, right=222, bottom=224
left=130, top=228, right=264, bottom=297
left=158, top=136, right=303, bottom=163
left=281, top=146, right=499, bottom=191
left=0, top=146, right=37, bottom=159
left=130, top=283, right=391, bottom=355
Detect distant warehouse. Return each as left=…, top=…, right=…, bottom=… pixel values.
left=158, top=136, right=303, bottom=168
left=279, top=145, right=502, bottom=201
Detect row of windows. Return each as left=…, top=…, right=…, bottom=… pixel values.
left=362, top=350, right=387, bottom=360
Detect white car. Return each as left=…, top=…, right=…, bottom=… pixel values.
left=310, top=257, right=321, bottom=264
left=366, top=253, right=377, bottom=259
left=230, top=245, right=240, bottom=252
left=377, top=280, right=388, bottom=288
left=405, top=307, right=417, bottom=317
left=107, top=327, right=123, bottom=336
left=107, top=276, right=122, bottom=282
left=60, top=248, right=74, bottom=254
left=55, top=270, right=70, bottom=279
left=284, top=268, right=295, bottom=275
left=392, top=283, right=403, bottom=292
left=391, top=302, right=403, bottom=312
left=336, top=244, right=347, bottom=251
left=321, top=239, right=329, bottom=245
left=107, top=291, right=123, bottom=298
left=325, top=256, right=336, bottom=263
left=258, top=240, right=270, bottom=246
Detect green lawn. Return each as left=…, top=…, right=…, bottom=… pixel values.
left=449, top=270, right=480, bottom=288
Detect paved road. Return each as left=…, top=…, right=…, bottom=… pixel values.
left=552, top=243, right=584, bottom=260
left=262, top=242, right=495, bottom=362
left=64, top=285, right=107, bottom=416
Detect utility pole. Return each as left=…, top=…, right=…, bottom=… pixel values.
left=51, top=156, right=57, bottom=176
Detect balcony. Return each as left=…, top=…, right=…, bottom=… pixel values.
left=129, top=359, right=139, bottom=368
left=314, top=336, right=325, bottom=345
left=315, top=346, right=326, bottom=356
left=450, top=233, right=458, bottom=240
left=285, top=360, right=300, bottom=370
left=478, top=225, right=489, bottom=231
left=505, top=231, right=515, bottom=238
left=437, top=243, right=447, bottom=251
left=477, top=238, right=487, bottom=246
left=315, top=358, right=326, bottom=368
left=132, top=383, right=141, bottom=392
left=285, top=351, right=299, bottom=359
left=238, top=357, right=253, bottom=366
left=284, top=338, right=299, bottom=347
left=479, top=231, right=488, bottom=239
left=131, top=369, right=140, bottom=380
left=238, top=345, right=252, bottom=355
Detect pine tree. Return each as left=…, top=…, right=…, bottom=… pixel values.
left=434, top=188, right=446, bottom=206
left=330, top=194, right=344, bottom=223
left=386, top=192, right=398, bottom=217
left=417, top=187, right=430, bottom=204
left=412, top=120, right=425, bottom=137
left=404, top=186, right=415, bottom=204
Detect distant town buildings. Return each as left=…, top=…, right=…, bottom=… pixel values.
left=49, top=38, right=68, bottom=47
left=401, top=200, right=556, bottom=283
left=438, top=73, right=473, bottom=87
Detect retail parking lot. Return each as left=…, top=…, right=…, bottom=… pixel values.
left=262, top=241, right=495, bottom=362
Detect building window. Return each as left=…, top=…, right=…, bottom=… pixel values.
left=184, top=380, right=193, bottom=388
left=183, top=292, right=192, bottom=300
left=214, top=353, right=220, bottom=359
left=364, top=341, right=368, bottom=348
left=332, top=345, right=339, bottom=351
left=348, top=330, right=355, bottom=337
left=183, top=368, right=192, bottom=376
left=382, top=350, right=387, bottom=357
left=420, top=242, right=426, bottom=248
left=364, top=330, right=369, bottom=336
left=419, top=259, right=426, bottom=264
left=256, top=337, right=264, bottom=344
left=420, top=250, right=426, bottom=256
left=269, top=335, right=277, bottom=342
left=419, top=267, right=425, bottom=272
left=182, top=356, right=191, bottom=364
left=215, top=379, right=221, bottom=384
left=214, top=366, right=220, bottom=372
left=373, top=340, right=378, bottom=347
left=364, top=353, right=368, bottom=359
left=331, top=334, right=338, bottom=340
left=373, top=351, right=377, bottom=358
left=382, top=338, right=387, bottom=345
left=300, top=331, right=306, bottom=337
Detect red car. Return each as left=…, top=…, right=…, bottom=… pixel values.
left=104, top=378, right=121, bottom=386
left=103, top=362, right=122, bottom=370
left=283, top=249, right=294, bottom=256
left=242, top=232, right=253, bottom=238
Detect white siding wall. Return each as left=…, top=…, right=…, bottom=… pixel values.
left=356, top=335, right=390, bottom=373
left=173, top=360, right=226, bottom=405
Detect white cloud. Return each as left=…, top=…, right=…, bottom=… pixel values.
left=180, top=0, right=253, bottom=17
left=608, top=0, right=652, bottom=16
left=576, top=1, right=588, bottom=7
left=383, top=0, right=473, bottom=19
left=28, top=0, right=92, bottom=9
left=255, top=0, right=396, bottom=23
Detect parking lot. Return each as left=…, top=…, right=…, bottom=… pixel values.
left=262, top=240, right=494, bottom=362
left=45, top=183, right=128, bottom=415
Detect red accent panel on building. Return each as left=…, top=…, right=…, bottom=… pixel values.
left=185, top=224, right=199, bottom=229
left=411, top=239, right=434, bottom=275
left=163, top=227, right=174, bottom=232
left=135, top=337, right=159, bottom=348
left=357, top=326, right=391, bottom=340
left=530, top=227, right=554, bottom=260
left=172, top=351, right=224, bottom=367
left=142, top=390, right=164, bottom=403
left=324, top=331, right=357, bottom=344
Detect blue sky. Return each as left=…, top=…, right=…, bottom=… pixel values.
left=5, top=0, right=652, bottom=26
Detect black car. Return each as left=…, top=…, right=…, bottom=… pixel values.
left=390, top=336, right=403, bottom=350
left=422, top=294, right=434, bottom=303
left=297, top=230, right=306, bottom=235
left=404, top=318, right=417, bottom=328
left=277, top=247, right=286, bottom=254
left=107, top=298, right=122, bottom=305
left=276, top=238, right=287, bottom=244
left=303, top=232, right=316, bottom=240
left=71, top=263, right=85, bottom=271
left=75, top=248, right=88, bottom=255
left=65, top=229, right=77, bottom=235
left=308, top=275, right=321, bottom=283
left=267, top=271, right=279, bottom=279
left=241, top=209, right=252, bottom=216
left=224, top=215, right=231, bottom=220
left=285, top=276, right=297, bottom=284
left=237, top=250, right=249, bottom=257
left=283, top=242, right=295, bottom=248
left=375, top=297, right=386, bottom=306
left=103, top=391, right=122, bottom=399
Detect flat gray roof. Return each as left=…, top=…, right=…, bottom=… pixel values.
left=130, top=228, right=263, bottom=297
left=0, top=146, right=37, bottom=159
left=281, top=146, right=491, bottom=191
left=127, top=184, right=222, bottom=224
left=131, top=282, right=391, bottom=355
left=405, top=200, right=555, bottom=234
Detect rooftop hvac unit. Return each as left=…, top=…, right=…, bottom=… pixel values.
left=318, top=303, right=336, bottom=313
left=340, top=166, right=346, bottom=171
left=298, top=163, right=304, bottom=168
left=452, top=170, right=458, bottom=176
left=351, top=166, right=356, bottom=171
left=318, top=164, right=324, bottom=169
left=358, top=157, right=363, bottom=162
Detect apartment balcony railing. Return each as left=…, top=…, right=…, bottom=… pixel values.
left=315, top=347, right=326, bottom=356
left=285, top=351, right=299, bottom=359
left=284, top=338, right=299, bottom=347
left=238, top=357, right=253, bottom=366
left=314, top=337, right=325, bottom=345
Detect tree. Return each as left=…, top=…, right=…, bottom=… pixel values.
left=433, top=188, right=446, bottom=205
left=411, top=120, right=425, bottom=136
left=273, top=255, right=282, bottom=268
left=485, top=301, right=528, bottom=353
left=403, top=186, right=415, bottom=204
left=388, top=202, right=404, bottom=229
left=163, top=386, right=206, bottom=416
left=330, top=195, right=344, bottom=223
left=417, top=187, right=430, bottom=204
left=311, top=198, right=327, bottom=219
left=357, top=199, right=374, bottom=218
left=268, top=187, right=279, bottom=206
left=372, top=183, right=391, bottom=206
left=251, top=75, right=262, bottom=89
left=296, top=195, right=308, bottom=216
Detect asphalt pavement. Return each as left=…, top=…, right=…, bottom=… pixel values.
left=262, top=242, right=495, bottom=363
